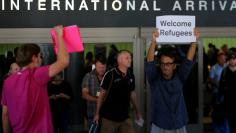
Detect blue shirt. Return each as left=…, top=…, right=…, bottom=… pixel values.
left=145, top=59, right=194, bottom=129
left=210, top=64, right=225, bottom=82
left=210, top=63, right=226, bottom=93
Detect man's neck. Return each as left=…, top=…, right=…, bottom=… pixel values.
left=97, top=74, right=103, bottom=81
left=21, top=65, right=31, bottom=71
left=118, top=65, right=127, bottom=74
left=22, top=63, right=36, bottom=69
left=163, top=75, right=172, bottom=80
left=229, top=66, right=236, bottom=72
left=95, top=71, right=103, bottom=81
left=219, top=63, right=225, bottom=67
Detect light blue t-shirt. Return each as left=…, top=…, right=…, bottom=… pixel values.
left=210, top=64, right=226, bottom=82
left=210, top=63, right=226, bottom=93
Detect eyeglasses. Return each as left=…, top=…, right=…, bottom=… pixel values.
left=160, top=62, right=174, bottom=67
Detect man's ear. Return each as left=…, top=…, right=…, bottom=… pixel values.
left=31, top=55, right=37, bottom=63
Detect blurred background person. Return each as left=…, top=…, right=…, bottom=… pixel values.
left=219, top=48, right=236, bottom=133
left=48, top=74, right=73, bottom=133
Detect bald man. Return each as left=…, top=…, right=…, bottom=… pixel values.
left=94, top=50, right=141, bottom=133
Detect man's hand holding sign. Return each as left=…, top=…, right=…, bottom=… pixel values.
left=148, top=15, right=200, bottom=62
left=155, top=15, right=200, bottom=60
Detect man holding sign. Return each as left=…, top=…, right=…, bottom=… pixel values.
left=145, top=27, right=200, bottom=133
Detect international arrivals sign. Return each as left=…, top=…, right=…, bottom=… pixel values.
left=0, top=0, right=236, bottom=27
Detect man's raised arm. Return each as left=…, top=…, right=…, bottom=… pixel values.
left=187, top=28, right=200, bottom=61
left=49, top=25, right=69, bottom=77
left=147, top=29, right=159, bottom=62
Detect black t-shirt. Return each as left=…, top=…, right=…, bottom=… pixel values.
left=100, top=68, right=135, bottom=122
left=219, top=67, right=236, bottom=111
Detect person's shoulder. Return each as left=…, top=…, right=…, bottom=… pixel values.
left=210, top=64, right=217, bottom=71
left=107, top=68, right=116, bottom=74
left=90, top=69, right=97, bottom=76
left=2, top=74, right=10, bottom=81
left=33, top=66, right=50, bottom=77
left=3, top=75, right=11, bottom=83
left=3, top=72, right=19, bottom=85
left=102, top=68, right=115, bottom=79
left=127, top=70, right=134, bottom=78
left=181, top=58, right=195, bottom=68
left=84, top=72, right=91, bottom=78
left=36, top=65, right=50, bottom=71
left=84, top=70, right=95, bottom=80
left=215, top=64, right=223, bottom=69
left=223, top=66, right=230, bottom=74
left=5, top=72, right=19, bottom=80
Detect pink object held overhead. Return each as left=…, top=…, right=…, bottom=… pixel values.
left=51, top=25, right=84, bottom=54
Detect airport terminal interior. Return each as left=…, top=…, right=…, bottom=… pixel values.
left=0, top=27, right=236, bottom=133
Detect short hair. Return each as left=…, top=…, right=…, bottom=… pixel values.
left=7, top=51, right=14, bottom=58
left=95, top=53, right=107, bottom=64
left=14, top=47, right=19, bottom=57
left=116, top=50, right=132, bottom=65
left=117, top=50, right=131, bottom=59
left=16, top=43, right=40, bottom=67
left=227, top=48, right=236, bottom=61
left=159, top=46, right=177, bottom=62
left=110, top=44, right=119, bottom=52
left=85, top=52, right=93, bottom=61
left=217, top=50, right=225, bottom=57
left=208, top=43, right=214, bottom=47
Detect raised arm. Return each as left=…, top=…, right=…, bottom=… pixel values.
left=49, top=25, right=69, bottom=77
left=187, top=28, right=200, bottom=61
left=147, top=29, right=159, bottom=62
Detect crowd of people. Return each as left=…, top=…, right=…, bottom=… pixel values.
left=204, top=43, right=236, bottom=133
left=0, top=26, right=235, bottom=133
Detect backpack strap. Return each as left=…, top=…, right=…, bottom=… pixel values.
left=218, top=67, right=228, bottom=102
left=103, top=71, right=114, bottom=102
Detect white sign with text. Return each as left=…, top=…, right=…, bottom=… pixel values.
left=156, top=15, right=196, bottom=43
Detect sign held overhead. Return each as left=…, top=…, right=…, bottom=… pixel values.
left=156, top=15, right=196, bottom=44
